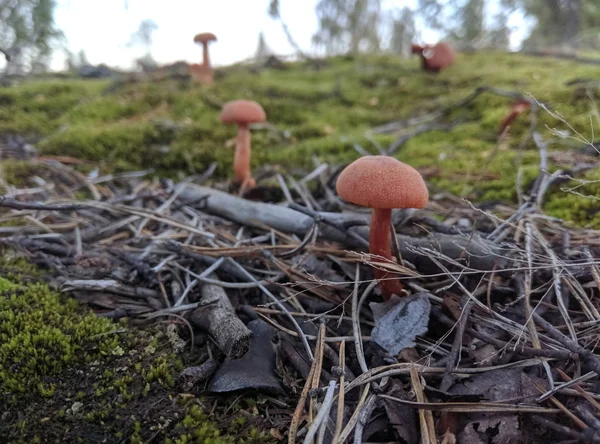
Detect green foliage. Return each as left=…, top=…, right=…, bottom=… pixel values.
left=0, top=0, right=62, bottom=73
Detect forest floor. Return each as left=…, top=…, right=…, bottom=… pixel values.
left=1, top=51, right=600, bottom=443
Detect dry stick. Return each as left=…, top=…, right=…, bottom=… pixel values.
left=523, top=223, right=542, bottom=346
left=427, top=256, right=527, bottom=334
left=332, top=341, right=346, bottom=443
left=536, top=371, right=597, bottom=403
left=0, top=197, right=88, bottom=211
left=385, top=120, right=462, bottom=155
left=584, top=247, right=600, bottom=316
left=353, top=393, right=378, bottom=444
left=289, top=346, right=318, bottom=444
left=226, top=258, right=314, bottom=360
left=289, top=202, right=369, bottom=249
left=439, top=295, right=475, bottom=392
left=378, top=395, right=560, bottom=414
left=178, top=185, right=506, bottom=271
left=336, top=384, right=371, bottom=443
left=352, top=264, right=370, bottom=374
left=309, top=324, right=327, bottom=429
left=556, top=368, right=600, bottom=412
left=431, top=307, right=573, bottom=361
left=411, top=366, right=438, bottom=444
left=275, top=223, right=318, bottom=259
left=171, top=262, right=284, bottom=289
left=256, top=314, right=370, bottom=343
left=344, top=359, right=547, bottom=394
left=532, top=312, right=600, bottom=376
left=304, top=380, right=336, bottom=444
left=520, top=223, right=553, bottom=384
left=530, top=416, right=587, bottom=442
left=135, top=181, right=189, bottom=237
left=530, top=223, right=577, bottom=341
left=276, top=173, right=294, bottom=204
left=61, top=279, right=160, bottom=299
left=531, top=379, right=589, bottom=431
left=187, top=273, right=252, bottom=359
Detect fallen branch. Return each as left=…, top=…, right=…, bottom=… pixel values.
left=179, top=185, right=511, bottom=272
left=188, top=274, right=252, bottom=359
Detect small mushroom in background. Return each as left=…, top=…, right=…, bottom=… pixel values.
left=220, top=100, right=267, bottom=188
left=499, top=99, right=531, bottom=136
left=336, top=155, right=428, bottom=300
left=192, top=32, right=217, bottom=84
left=411, top=42, right=456, bottom=73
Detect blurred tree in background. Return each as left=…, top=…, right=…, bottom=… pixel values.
left=255, top=32, right=273, bottom=63
left=128, top=19, right=159, bottom=72
left=389, top=7, right=417, bottom=56
left=312, top=0, right=382, bottom=55
left=522, top=0, right=600, bottom=49
left=0, top=0, right=62, bottom=74
left=418, top=0, right=600, bottom=50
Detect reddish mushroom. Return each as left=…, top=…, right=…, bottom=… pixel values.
left=193, top=32, right=217, bottom=84
left=221, top=100, right=266, bottom=188
left=411, top=42, right=455, bottom=72
left=499, top=99, right=531, bottom=135
left=336, top=156, right=428, bottom=300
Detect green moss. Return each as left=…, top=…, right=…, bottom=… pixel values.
left=0, top=160, right=41, bottom=188
left=0, top=279, right=117, bottom=396
left=168, top=404, right=275, bottom=444
left=0, top=80, right=107, bottom=135
left=4, top=51, right=600, bottom=225
left=0, top=271, right=274, bottom=443
left=544, top=168, right=600, bottom=227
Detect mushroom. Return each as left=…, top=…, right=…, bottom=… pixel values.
left=499, top=99, right=531, bottom=136
left=411, top=42, right=455, bottom=72
left=220, top=100, right=266, bottom=188
left=336, top=156, right=428, bottom=300
left=193, top=32, right=217, bottom=84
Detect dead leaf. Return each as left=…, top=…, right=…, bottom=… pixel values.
left=458, top=415, right=522, bottom=444
left=208, top=320, right=282, bottom=393
left=382, top=379, right=419, bottom=444
left=370, top=293, right=431, bottom=356
left=449, top=369, right=547, bottom=444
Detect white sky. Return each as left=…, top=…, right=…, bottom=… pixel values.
left=51, top=0, right=525, bottom=71
left=52, top=0, right=434, bottom=70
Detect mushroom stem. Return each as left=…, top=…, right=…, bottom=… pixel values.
left=202, top=42, right=211, bottom=69
left=370, top=208, right=404, bottom=299
left=234, top=123, right=255, bottom=187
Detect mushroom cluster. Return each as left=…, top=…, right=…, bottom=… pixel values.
left=411, top=42, right=456, bottom=73
left=191, top=32, right=217, bottom=85
left=336, top=156, right=428, bottom=300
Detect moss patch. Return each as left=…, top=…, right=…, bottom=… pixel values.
left=2, top=52, right=599, bottom=226
left=0, top=273, right=276, bottom=443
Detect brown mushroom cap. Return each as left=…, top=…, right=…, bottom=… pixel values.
left=194, top=32, right=217, bottom=44
left=221, top=100, right=266, bottom=125
left=336, top=156, right=428, bottom=209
